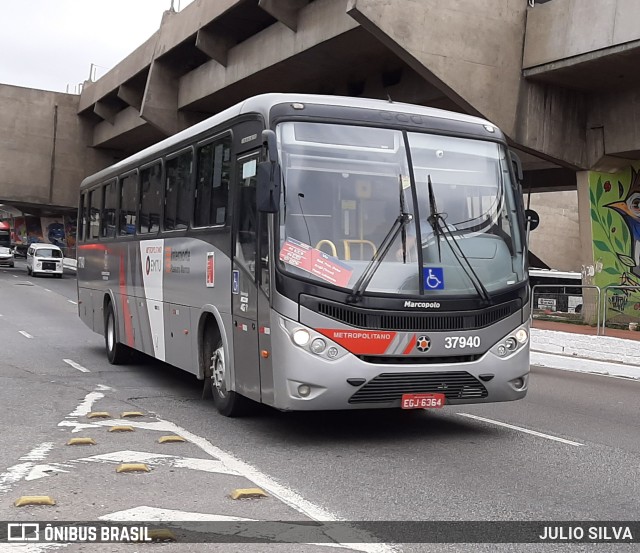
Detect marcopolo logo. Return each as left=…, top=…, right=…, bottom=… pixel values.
left=404, top=300, right=441, bottom=309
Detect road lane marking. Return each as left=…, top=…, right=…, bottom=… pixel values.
left=63, top=359, right=90, bottom=373
left=60, top=409, right=398, bottom=553
left=68, top=300, right=77, bottom=305
left=20, top=443, right=54, bottom=461
left=67, top=391, right=104, bottom=417
left=78, top=450, right=238, bottom=476
left=12, top=274, right=17, bottom=277
left=44, top=288, right=52, bottom=292
left=0, top=443, right=55, bottom=494
left=457, top=413, right=584, bottom=447
left=19, top=330, right=33, bottom=339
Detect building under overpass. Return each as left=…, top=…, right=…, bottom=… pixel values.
left=1, top=0, right=640, bottom=288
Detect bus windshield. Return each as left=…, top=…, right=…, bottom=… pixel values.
left=276, top=121, right=525, bottom=297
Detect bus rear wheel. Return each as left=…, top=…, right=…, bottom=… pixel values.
left=105, top=303, right=128, bottom=365
left=207, top=338, right=251, bottom=417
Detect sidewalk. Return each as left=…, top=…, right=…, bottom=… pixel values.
left=530, top=319, right=640, bottom=380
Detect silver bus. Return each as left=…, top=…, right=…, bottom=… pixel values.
left=77, top=94, right=531, bottom=417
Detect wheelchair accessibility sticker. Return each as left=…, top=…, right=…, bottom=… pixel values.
left=423, top=267, right=444, bottom=290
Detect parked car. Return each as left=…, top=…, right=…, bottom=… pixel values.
left=26, top=244, right=63, bottom=277
left=0, top=246, right=14, bottom=267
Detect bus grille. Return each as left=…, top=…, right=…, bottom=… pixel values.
left=348, top=371, right=488, bottom=404
left=312, top=299, right=516, bottom=331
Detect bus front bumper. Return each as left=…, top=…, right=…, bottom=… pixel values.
left=268, top=318, right=530, bottom=411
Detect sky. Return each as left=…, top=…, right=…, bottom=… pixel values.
left=0, top=0, right=195, bottom=94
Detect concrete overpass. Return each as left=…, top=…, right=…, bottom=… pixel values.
left=2, top=0, right=640, bottom=282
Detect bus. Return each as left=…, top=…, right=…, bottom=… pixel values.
left=77, top=94, right=531, bottom=416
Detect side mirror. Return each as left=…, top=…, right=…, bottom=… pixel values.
left=509, top=150, right=524, bottom=183
left=257, top=130, right=281, bottom=213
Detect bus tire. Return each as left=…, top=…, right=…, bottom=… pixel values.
left=207, top=335, right=251, bottom=417
left=105, top=302, right=128, bottom=365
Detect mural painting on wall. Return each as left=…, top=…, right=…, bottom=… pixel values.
left=590, top=165, right=640, bottom=317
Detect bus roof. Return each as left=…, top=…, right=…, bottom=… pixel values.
left=80, top=93, right=503, bottom=191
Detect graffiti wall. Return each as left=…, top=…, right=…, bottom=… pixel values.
left=590, top=165, right=640, bottom=320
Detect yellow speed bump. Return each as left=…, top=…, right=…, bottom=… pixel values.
left=229, top=488, right=268, bottom=500
left=120, top=411, right=144, bottom=418
left=87, top=412, right=111, bottom=419
left=67, top=437, right=97, bottom=446
left=108, top=426, right=134, bottom=433
left=116, top=463, right=150, bottom=473
left=14, top=496, right=56, bottom=507
left=158, top=435, right=186, bottom=444
left=147, top=529, right=177, bottom=542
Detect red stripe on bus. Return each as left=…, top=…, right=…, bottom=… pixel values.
left=316, top=329, right=396, bottom=355
left=402, top=335, right=417, bottom=355
left=119, top=252, right=134, bottom=347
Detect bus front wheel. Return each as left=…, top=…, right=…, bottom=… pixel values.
left=208, top=338, right=251, bottom=417
left=105, top=303, right=128, bottom=365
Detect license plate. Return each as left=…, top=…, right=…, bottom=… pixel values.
left=401, top=393, right=446, bottom=409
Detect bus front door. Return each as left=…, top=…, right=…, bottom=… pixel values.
left=231, top=152, right=262, bottom=402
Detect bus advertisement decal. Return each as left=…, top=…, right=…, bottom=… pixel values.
left=279, top=238, right=353, bottom=287
left=316, top=329, right=396, bottom=355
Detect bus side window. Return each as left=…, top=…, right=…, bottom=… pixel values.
left=88, top=189, right=101, bottom=240
left=102, top=180, right=117, bottom=239
left=164, top=150, right=193, bottom=231
left=119, top=173, right=138, bottom=236
left=78, top=194, right=86, bottom=242
left=195, top=137, right=231, bottom=227
left=139, top=163, right=162, bottom=234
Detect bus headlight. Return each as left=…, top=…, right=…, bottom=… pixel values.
left=505, top=338, right=517, bottom=351
left=515, top=329, right=528, bottom=343
left=293, top=329, right=310, bottom=346
left=310, top=338, right=326, bottom=354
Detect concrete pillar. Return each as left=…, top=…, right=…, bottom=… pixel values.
left=576, top=170, right=599, bottom=325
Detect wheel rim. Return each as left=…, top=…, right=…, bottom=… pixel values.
left=211, top=346, right=227, bottom=398
left=107, top=313, right=115, bottom=352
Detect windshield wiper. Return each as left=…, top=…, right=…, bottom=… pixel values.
left=426, top=175, right=491, bottom=304
left=347, top=176, right=412, bottom=304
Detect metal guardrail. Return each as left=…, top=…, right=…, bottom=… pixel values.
left=600, top=285, right=640, bottom=336
left=531, top=284, right=601, bottom=335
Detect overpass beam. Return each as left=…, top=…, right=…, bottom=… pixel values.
left=93, top=100, right=120, bottom=125
left=117, top=83, right=143, bottom=111
left=258, top=0, right=309, bottom=32
left=195, top=28, right=234, bottom=67
left=140, top=59, right=179, bottom=137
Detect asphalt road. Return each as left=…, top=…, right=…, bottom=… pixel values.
left=0, top=260, right=638, bottom=552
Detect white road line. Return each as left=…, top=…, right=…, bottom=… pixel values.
left=63, top=359, right=90, bottom=373
left=66, top=391, right=104, bottom=417
left=43, top=288, right=51, bottom=292
left=12, top=274, right=18, bottom=278
left=68, top=414, right=398, bottom=553
left=0, top=443, right=56, bottom=494
left=20, top=443, right=54, bottom=461
left=457, top=413, right=584, bottom=447
left=18, top=330, right=33, bottom=339
left=67, top=300, right=77, bottom=305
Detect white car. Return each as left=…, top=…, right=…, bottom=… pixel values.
left=0, top=246, right=14, bottom=267
left=26, top=244, right=64, bottom=277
